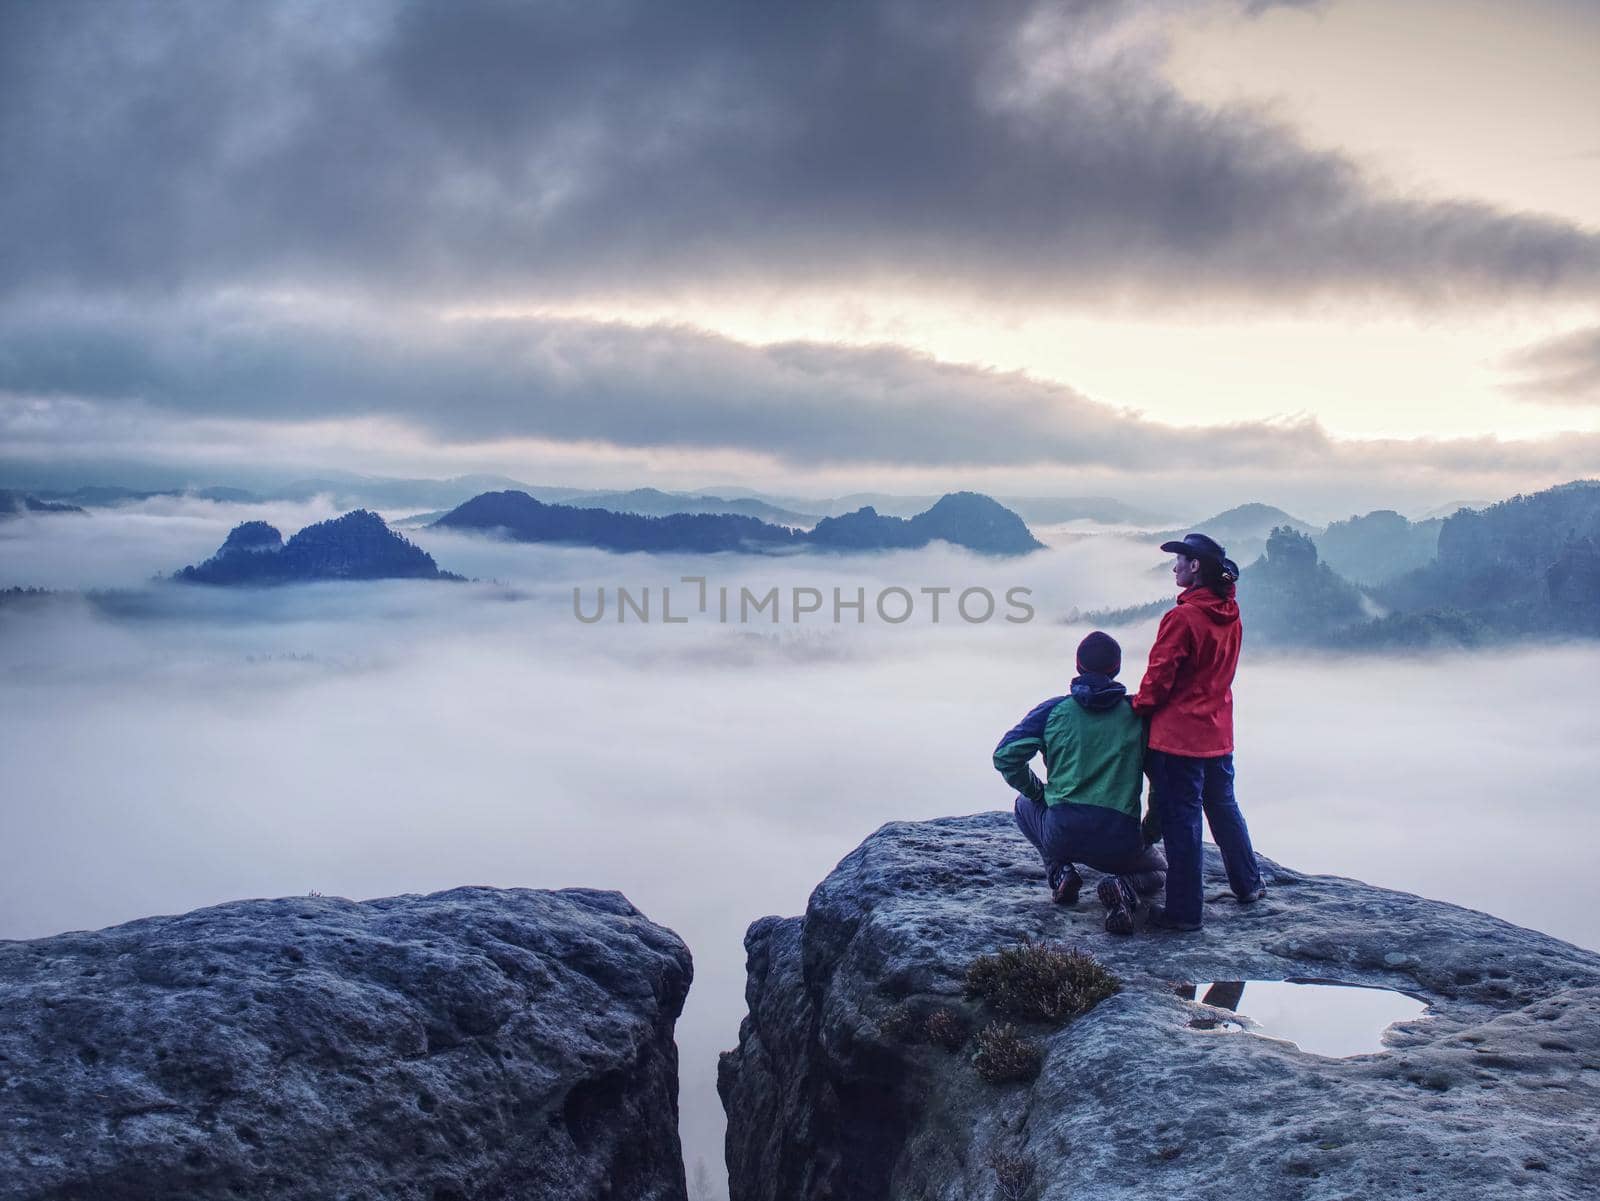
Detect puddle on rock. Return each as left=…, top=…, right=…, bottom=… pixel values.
left=1178, top=979, right=1430, bottom=1057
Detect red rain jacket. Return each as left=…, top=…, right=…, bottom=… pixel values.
left=1131, top=585, right=1241, bottom=757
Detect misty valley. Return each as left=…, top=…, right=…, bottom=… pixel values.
left=6, top=2, right=1598, bottom=1194
left=3, top=479, right=1598, bottom=1196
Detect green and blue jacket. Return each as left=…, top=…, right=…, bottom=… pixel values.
left=993, top=672, right=1146, bottom=850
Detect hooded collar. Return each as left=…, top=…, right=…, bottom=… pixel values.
left=1071, top=671, right=1127, bottom=711
left=1178, top=584, right=1240, bottom=626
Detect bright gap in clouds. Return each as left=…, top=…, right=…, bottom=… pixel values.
left=460, top=294, right=1600, bottom=441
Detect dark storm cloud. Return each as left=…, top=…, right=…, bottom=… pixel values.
left=2, top=0, right=1596, bottom=308
left=1504, top=326, right=1600, bottom=404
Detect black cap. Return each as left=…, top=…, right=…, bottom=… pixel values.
left=1159, top=532, right=1227, bottom=562
left=1076, top=630, right=1121, bottom=676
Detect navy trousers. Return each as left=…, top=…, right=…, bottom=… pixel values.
left=1146, top=750, right=1264, bottom=927
left=1013, top=795, right=1167, bottom=895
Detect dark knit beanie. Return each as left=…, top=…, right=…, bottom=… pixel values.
left=1076, top=630, right=1121, bottom=676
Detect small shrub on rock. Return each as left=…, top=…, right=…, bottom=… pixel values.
left=972, top=1022, right=1042, bottom=1084
left=880, top=1001, right=922, bottom=1043
left=965, top=940, right=1119, bottom=1024
left=985, top=1144, right=1037, bottom=1200
left=882, top=1002, right=971, bottom=1051
left=923, top=1007, right=968, bottom=1051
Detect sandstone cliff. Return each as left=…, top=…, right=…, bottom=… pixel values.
left=0, top=886, right=691, bottom=1201
left=720, top=813, right=1600, bottom=1200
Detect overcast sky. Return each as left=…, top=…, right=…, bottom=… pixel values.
left=2, top=0, right=1598, bottom=512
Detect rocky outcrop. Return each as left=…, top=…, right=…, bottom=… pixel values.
left=433, top=490, right=805, bottom=554
left=434, top=490, right=1043, bottom=557
left=720, top=813, right=1600, bottom=1200
left=804, top=493, right=1043, bottom=556
left=1239, top=526, right=1369, bottom=647
left=216, top=520, right=284, bottom=554
left=175, top=510, right=460, bottom=584
left=1, top=886, right=693, bottom=1201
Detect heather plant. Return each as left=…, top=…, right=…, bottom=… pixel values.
left=879, top=1001, right=922, bottom=1043
left=972, top=1022, right=1042, bottom=1084
left=881, top=1003, right=969, bottom=1051
left=922, top=1007, right=967, bottom=1051
left=964, top=940, right=1119, bottom=1024
left=985, top=1144, right=1037, bottom=1200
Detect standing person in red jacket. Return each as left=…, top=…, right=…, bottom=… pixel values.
left=1132, top=532, right=1266, bottom=932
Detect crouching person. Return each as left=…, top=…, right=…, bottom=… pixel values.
left=993, top=631, right=1167, bottom=935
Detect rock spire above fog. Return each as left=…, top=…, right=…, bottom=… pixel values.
left=175, top=510, right=460, bottom=584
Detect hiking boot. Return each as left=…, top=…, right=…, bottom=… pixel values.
left=1238, top=886, right=1268, bottom=905
left=1049, top=864, right=1083, bottom=906
left=1146, top=904, right=1202, bottom=933
left=1097, top=876, right=1137, bottom=936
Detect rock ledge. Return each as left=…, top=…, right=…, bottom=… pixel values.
left=720, top=812, right=1600, bottom=1200
left=1, top=885, right=692, bottom=1201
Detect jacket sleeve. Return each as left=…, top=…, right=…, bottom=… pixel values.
left=1132, top=608, right=1192, bottom=714
left=992, top=697, right=1062, bottom=804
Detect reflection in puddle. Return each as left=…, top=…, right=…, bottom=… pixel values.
left=1178, top=979, right=1430, bottom=1057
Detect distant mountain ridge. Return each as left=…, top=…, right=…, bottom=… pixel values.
left=27, top=484, right=267, bottom=507
left=433, top=490, right=1044, bottom=556
left=1316, top=509, right=1442, bottom=585
left=996, top=495, right=1169, bottom=527
left=13, top=473, right=1166, bottom=528
left=175, top=511, right=460, bottom=584
left=1147, top=503, right=1317, bottom=564
left=806, top=492, right=1044, bottom=554
left=22, top=475, right=563, bottom=513
left=1088, top=481, right=1600, bottom=648
left=558, top=487, right=819, bottom=527
left=434, top=491, right=804, bottom=554
left=1140, top=502, right=1450, bottom=586
left=0, top=490, right=85, bottom=518
left=693, top=487, right=1167, bottom=526
left=1370, top=480, right=1600, bottom=639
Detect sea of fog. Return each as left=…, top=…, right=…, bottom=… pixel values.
left=3, top=500, right=1598, bottom=1195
